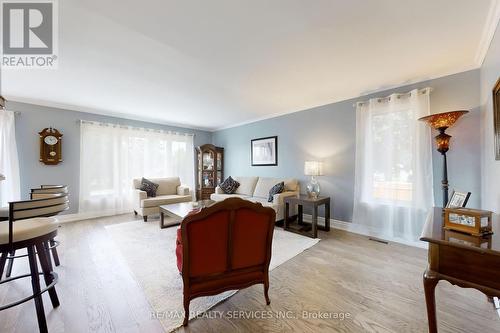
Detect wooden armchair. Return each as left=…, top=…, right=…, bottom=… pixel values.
left=176, top=197, right=276, bottom=326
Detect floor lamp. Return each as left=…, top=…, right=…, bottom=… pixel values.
left=418, top=110, right=468, bottom=207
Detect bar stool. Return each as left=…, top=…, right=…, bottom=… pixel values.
left=0, top=194, right=68, bottom=333
left=29, top=185, right=69, bottom=267
left=3, top=189, right=68, bottom=279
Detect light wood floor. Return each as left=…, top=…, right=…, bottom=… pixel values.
left=0, top=214, right=499, bottom=333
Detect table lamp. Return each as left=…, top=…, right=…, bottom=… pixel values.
left=418, top=110, right=468, bottom=207
left=304, top=161, right=323, bottom=199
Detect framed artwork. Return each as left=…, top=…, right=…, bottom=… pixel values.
left=493, top=77, right=500, bottom=160
left=251, top=136, right=278, bottom=166
left=446, top=190, right=471, bottom=208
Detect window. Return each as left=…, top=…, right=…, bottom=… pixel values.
left=370, top=108, right=413, bottom=202
left=353, top=89, right=434, bottom=241
left=0, top=110, right=21, bottom=206
left=79, top=121, right=194, bottom=215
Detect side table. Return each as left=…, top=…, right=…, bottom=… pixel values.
left=284, top=195, right=330, bottom=238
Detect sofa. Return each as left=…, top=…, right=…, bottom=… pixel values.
left=210, top=176, right=299, bottom=220
left=133, top=177, right=192, bottom=221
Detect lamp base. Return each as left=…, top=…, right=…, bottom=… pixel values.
left=306, top=176, right=321, bottom=199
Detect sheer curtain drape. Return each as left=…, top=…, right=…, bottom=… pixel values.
left=79, top=121, right=195, bottom=215
left=353, top=88, right=434, bottom=242
left=0, top=110, right=21, bottom=207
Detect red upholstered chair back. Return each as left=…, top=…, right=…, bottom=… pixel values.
left=180, top=198, right=276, bottom=279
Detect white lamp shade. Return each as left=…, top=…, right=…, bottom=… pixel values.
left=0, top=173, right=5, bottom=181
left=304, top=161, right=323, bottom=176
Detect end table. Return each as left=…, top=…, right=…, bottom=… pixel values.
left=284, top=195, right=331, bottom=238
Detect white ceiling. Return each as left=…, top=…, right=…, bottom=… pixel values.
left=2, top=0, right=499, bottom=131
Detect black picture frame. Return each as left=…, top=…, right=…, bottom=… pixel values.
left=446, top=190, right=471, bottom=208
left=493, top=77, right=500, bottom=160
left=251, top=136, right=278, bottom=166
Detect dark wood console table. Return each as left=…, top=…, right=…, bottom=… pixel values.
left=284, top=195, right=330, bottom=238
left=420, top=207, right=500, bottom=333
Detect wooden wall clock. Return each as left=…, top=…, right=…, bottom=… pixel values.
left=39, top=127, right=63, bottom=165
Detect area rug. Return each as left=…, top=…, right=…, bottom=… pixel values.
left=105, top=217, right=319, bottom=332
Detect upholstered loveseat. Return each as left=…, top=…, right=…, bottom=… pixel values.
left=210, top=176, right=299, bottom=220
left=133, top=177, right=192, bottom=221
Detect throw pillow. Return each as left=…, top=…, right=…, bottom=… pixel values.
left=220, top=176, right=240, bottom=194
left=140, top=177, right=159, bottom=197
left=268, top=182, right=285, bottom=202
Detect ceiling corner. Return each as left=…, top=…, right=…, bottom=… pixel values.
left=474, top=0, right=500, bottom=67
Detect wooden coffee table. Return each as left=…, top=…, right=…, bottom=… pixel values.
left=159, top=200, right=215, bottom=229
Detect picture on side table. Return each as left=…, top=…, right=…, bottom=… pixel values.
left=251, top=136, right=278, bottom=166
left=446, top=190, right=471, bottom=208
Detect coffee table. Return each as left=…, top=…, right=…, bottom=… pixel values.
left=159, top=200, right=215, bottom=229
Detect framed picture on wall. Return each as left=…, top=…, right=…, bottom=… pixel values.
left=251, top=136, right=278, bottom=166
left=493, top=77, right=500, bottom=160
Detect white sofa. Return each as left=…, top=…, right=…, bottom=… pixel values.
left=210, top=176, right=299, bottom=220
left=133, top=177, right=192, bottom=221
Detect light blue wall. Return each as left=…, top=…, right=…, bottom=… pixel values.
left=213, top=70, right=481, bottom=222
left=8, top=101, right=212, bottom=214
left=480, top=21, right=500, bottom=213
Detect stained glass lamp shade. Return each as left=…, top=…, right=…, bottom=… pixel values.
left=418, top=110, right=468, bottom=153
left=418, top=110, right=468, bottom=130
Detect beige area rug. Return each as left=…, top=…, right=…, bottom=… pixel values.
left=105, top=217, right=320, bottom=332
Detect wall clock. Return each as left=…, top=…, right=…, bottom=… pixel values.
left=39, top=127, right=63, bottom=165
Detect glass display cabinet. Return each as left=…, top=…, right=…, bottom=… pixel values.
left=196, top=144, right=224, bottom=200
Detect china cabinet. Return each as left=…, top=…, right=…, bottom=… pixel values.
left=196, top=144, right=224, bottom=200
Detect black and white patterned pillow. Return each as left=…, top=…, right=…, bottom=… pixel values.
left=220, top=176, right=240, bottom=194
left=140, top=177, right=159, bottom=197
left=268, top=182, right=285, bottom=202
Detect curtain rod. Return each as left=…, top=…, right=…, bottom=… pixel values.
left=0, top=96, right=20, bottom=114
left=353, top=87, right=432, bottom=108
left=78, top=119, right=195, bottom=137
left=0, top=109, right=21, bottom=115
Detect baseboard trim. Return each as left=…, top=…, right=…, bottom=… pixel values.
left=56, top=210, right=133, bottom=223
left=302, top=214, right=427, bottom=249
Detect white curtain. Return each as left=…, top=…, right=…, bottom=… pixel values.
left=79, top=121, right=195, bottom=215
left=0, top=110, right=21, bottom=207
left=353, top=88, right=434, bottom=242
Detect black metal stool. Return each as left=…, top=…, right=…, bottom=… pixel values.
left=4, top=190, right=68, bottom=278
left=0, top=228, right=59, bottom=333
left=0, top=194, right=68, bottom=332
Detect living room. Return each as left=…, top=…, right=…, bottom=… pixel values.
left=0, top=1, right=499, bottom=332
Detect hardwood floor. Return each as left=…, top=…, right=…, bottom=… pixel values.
left=0, top=214, right=499, bottom=332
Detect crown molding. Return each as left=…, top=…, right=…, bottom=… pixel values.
left=475, top=0, right=500, bottom=67
left=213, top=65, right=479, bottom=132
left=4, top=96, right=213, bottom=132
